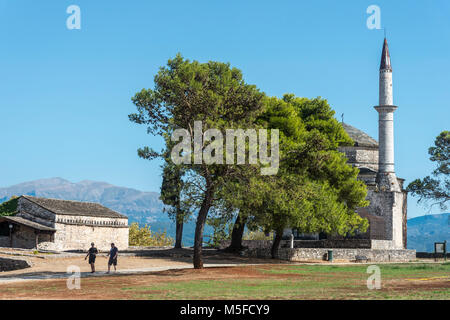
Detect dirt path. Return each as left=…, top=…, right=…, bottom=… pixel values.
left=1, top=254, right=189, bottom=275
left=0, top=266, right=274, bottom=300
left=0, top=262, right=262, bottom=285
left=0, top=250, right=278, bottom=285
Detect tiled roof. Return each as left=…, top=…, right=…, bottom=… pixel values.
left=342, top=123, right=378, bottom=148
left=21, top=196, right=127, bottom=219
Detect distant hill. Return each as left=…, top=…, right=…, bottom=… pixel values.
left=407, top=213, right=449, bottom=252
left=0, top=177, right=167, bottom=224
left=0, top=178, right=210, bottom=246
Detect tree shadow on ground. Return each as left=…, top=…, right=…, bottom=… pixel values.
left=118, top=247, right=282, bottom=265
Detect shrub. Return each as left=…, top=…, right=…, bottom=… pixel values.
left=243, top=230, right=273, bottom=241
left=128, top=222, right=174, bottom=247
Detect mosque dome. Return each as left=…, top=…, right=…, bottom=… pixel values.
left=342, top=123, right=378, bottom=149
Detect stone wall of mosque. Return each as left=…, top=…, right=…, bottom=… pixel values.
left=339, top=146, right=379, bottom=171
left=364, top=188, right=406, bottom=249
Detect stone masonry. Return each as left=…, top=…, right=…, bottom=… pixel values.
left=0, top=256, right=32, bottom=272
left=245, top=247, right=416, bottom=262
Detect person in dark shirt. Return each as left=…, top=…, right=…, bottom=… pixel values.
left=106, top=243, right=118, bottom=274
left=84, top=242, right=98, bottom=273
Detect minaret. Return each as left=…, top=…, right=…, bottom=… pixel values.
left=374, top=38, right=400, bottom=192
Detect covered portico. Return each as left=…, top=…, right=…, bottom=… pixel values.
left=0, top=216, right=56, bottom=249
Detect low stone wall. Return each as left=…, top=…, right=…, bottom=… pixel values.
left=0, top=257, right=32, bottom=272
left=221, top=239, right=385, bottom=250
left=284, top=239, right=372, bottom=249
left=219, top=240, right=274, bottom=250
left=371, top=240, right=395, bottom=250
left=245, top=247, right=416, bottom=262
left=416, top=252, right=450, bottom=259
left=37, top=241, right=59, bottom=251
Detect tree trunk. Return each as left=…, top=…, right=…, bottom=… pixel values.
left=193, top=186, right=214, bottom=269
left=174, top=214, right=184, bottom=249
left=225, top=213, right=247, bottom=252
left=271, top=230, right=283, bottom=259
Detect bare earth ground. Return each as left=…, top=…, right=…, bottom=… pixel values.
left=1, top=254, right=190, bottom=275
left=0, top=248, right=278, bottom=276
left=0, top=249, right=449, bottom=300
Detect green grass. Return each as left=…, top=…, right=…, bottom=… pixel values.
left=260, top=263, right=450, bottom=278
left=123, top=278, right=347, bottom=299
left=119, top=263, right=450, bottom=300
left=32, top=250, right=55, bottom=255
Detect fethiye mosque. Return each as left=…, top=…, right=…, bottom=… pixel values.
left=281, top=38, right=415, bottom=260
left=339, top=38, right=407, bottom=250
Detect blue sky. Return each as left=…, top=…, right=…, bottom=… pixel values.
left=0, top=0, right=449, bottom=218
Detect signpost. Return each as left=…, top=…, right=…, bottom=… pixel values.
left=434, top=241, right=447, bottom=262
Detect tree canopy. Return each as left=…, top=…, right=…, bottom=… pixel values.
left=128, top=222, right=174, bottom=247
left=0, top=196, right=18, bottom=217
left=219, top=95, right=368, bottom=256
left=407, top=130, right=450, bottom=210
left=129, top=54, right=266, bottom=268
left=129, top=55, right=369, bottom=264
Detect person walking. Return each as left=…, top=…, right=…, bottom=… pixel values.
left=85, top=242, right=98, bottom=273
left=106, top=243, right=118, bottom=274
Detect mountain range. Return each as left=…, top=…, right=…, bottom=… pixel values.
left=0, top=177, right=166, bottom=224
left=407, top=213, right=449, bottom=252
left=0, top=178, right=210, bottom=246
left=0, top=178, right=448, bottom=250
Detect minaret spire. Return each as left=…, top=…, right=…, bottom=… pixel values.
left=380, top=38, right=391, bottom=71
left=378, top=38, right=393, bottom=106
left=373, top=37, right=406, bottom=250
left=374, top=37, right=399, bottom=191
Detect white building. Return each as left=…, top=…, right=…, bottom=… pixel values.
left=0, top=195, right=129, bottom=251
